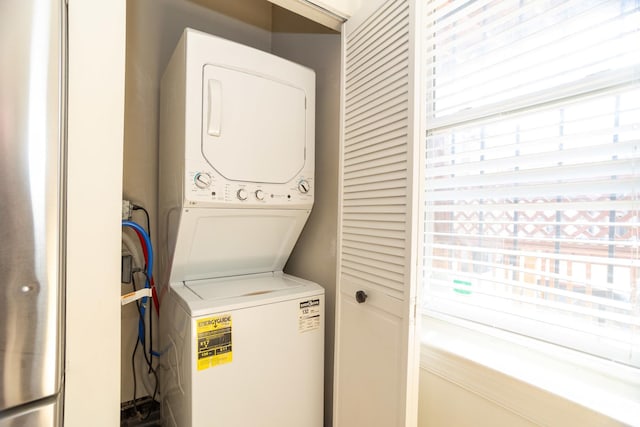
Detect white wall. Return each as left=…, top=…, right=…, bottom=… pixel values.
left=418, top=370, right=537, bottom=427
left=65, top=0, right=126, bottom=425
left=417, top=318, right=637, bottom=426
left=417, top=365, right=627, bottom=427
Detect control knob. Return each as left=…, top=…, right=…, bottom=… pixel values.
left=194, top=172, right=212, bottom=189
left=298, top=180, right=310, bottom=194
left=237, top=188, right=248, bottom=201
left=255, top=189, right=265, bottom=201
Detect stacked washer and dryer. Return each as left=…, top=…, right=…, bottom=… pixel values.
left=158, top=29, right=324, bottom=427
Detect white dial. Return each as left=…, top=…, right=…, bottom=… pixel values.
left=237, top=188, right=248, bottom=201
left=255, top=189, right=265, bottom=200
left=298, top=180, right=310, bottom=194
left=194, top=172, right=212, bottom=189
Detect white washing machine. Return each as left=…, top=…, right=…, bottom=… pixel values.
left=161, top=273, right=324, bottom=427
left=158, top=29, right=323, bottom=427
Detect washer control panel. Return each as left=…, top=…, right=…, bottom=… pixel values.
left=186, top=166, right=313, bottom=208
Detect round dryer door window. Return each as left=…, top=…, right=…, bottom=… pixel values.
left=201, top=64, right=307, bottom=184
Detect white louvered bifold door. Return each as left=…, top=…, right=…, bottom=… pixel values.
left=333, top=0, right=421, bottom=425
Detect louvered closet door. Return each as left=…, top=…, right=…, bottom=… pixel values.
left=333, top=0, right=421, bottom=426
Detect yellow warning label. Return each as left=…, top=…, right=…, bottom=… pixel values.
left=196, top=314, right=232, bottom=371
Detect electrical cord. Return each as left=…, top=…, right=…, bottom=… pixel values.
left=122, top=216, right=159, bottom=414
left=122, top=236, right=156, bottom=404
left=141, top=270, right=155, bottom=377
left=136, top=305, right=159, bottom=419
left=131, top=276, right=142, bottom=417
left=131, top=328, right=141, bottom=417
left=132, top=204, right=151, bottom=244
left=149, top=278, right=154, bottom=373
left=130, top=209, right=157, bottom=368
left=123, top=233, right=159, bottom=394
left=131, top=273, right=159, bottom=419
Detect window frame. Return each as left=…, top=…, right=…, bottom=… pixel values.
left=418, top=1, right=640, bottom=418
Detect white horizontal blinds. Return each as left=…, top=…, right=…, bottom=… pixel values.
left=423, top=0, right=640, bottom=367
left=342, top=0, right=411, bottom=299
left=425, top=0, right=640, bottom=127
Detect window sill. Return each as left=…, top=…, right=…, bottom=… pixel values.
left=420, top=315, right=640, bottom=426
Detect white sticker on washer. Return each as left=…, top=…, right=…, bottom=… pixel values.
left=299, top=299, right=321, bottom=333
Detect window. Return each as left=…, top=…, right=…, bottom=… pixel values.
left=422, top=0, right=640, bottom=368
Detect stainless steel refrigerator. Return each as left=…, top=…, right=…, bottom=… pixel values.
left=0, top=0, right=65, bottom=425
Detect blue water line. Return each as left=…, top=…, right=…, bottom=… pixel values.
left=122, top=220, right=153, bottom=344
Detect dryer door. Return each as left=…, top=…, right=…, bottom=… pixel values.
left=201, top=64, right=307, bottom=184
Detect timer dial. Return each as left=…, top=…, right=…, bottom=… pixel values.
left=297, top=180, right=310, bottom=194
left=194, top=172, right=212, bottom=189
left=237, top=188, right=248, bottom=201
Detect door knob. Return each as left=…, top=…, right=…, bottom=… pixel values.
left=355, top=290, right=367, bottom=304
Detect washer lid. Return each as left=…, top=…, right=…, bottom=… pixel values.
left=176, top=272, right=324, bottom=316
left=201, top=64, right=307, bottom=183
left=167, top=208, right=311, bottom=284
left=185, top=273, right=304, bottom=301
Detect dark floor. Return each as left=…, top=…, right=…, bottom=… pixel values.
left=120, top=397, right=160, bottom=427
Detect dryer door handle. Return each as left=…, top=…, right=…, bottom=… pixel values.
left=207, top=79, right=222, bottom=137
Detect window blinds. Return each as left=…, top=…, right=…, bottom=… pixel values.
left=423, top=0, right=640, bottom=367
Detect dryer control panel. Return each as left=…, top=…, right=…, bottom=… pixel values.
left=159, top=29, right=316, bottom=285
left=178, top=31, right=315, bottom=210
left=185, top=164, right=313, bottom=209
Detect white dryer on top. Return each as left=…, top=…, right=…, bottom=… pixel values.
left=158, top=28, right=316, bottom=285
